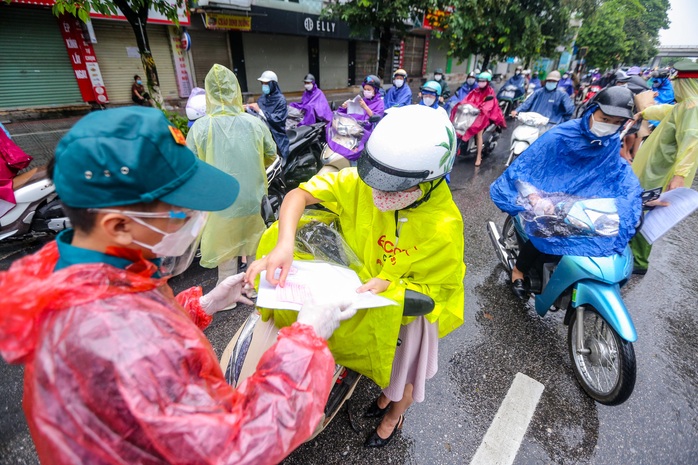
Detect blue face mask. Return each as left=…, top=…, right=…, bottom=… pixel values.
left=136, top=80, right=142, bottom=85
left=262, top=84, right=271, bottom=95
left=545, top=82, right=558, bottom=91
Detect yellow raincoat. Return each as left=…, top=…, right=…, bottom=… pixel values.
left=632, top=78, right=698, bottom=190
left=257, top=169, right=465, bottom=387
left=187, top=65, right=277, bottom=267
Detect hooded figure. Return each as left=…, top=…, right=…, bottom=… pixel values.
left=450, top=80, right=506, bottom=141
left=384, top=70, right=413, bottom=109
left=558, top=73, right=575, bottom=96
left=529, top=72, right=542, bottom=90
left=289, top=75, right=333, bottom=127
left=630, top=62, right=698, bottom=271
left=433, top=68, right=451, bottom=100
left=258, top=79, right=290, bottom=158
left=491, top=104, right=643, bottom=257
left=503, top=68, right=527, bottom=99
left=445, top=73, right=477, bottom=112
left=652, top=74, right=675, bottom=105
left=187, top=65, right=277, bottom=275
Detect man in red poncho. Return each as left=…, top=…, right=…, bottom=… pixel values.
left=0, top=107, right=355, bottom=465
left=450, top=71, right=506, bottom=166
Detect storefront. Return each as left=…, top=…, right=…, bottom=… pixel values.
left=0, top=3, right=84, bottom=110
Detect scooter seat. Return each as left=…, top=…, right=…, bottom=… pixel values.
left=12, top=166, right=44, bottom=191
left=287, top=125, right=313, bottom=145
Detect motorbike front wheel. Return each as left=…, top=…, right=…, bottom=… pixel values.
left=567, top=306, right=636, bottom=405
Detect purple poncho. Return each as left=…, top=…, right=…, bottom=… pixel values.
left=326, top=94, right=385, bottom=160
left=289, top=84, right=333, bottom=126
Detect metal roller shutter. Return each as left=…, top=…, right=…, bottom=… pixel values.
left=188, top=29, right=231, bottom=88
left=91, top=20, right=178, bottom=104
left=0, top=6, right=83, bottom=109
left=355, top=41, right=377, bottom=82
left=403, top=35, right=425, bottom=77
left=243, top=33, right=308, bottom=91
left=319, top=39, right=348, bottom=90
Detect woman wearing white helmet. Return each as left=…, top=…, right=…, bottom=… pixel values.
left=246, top=105, right=466, bottom=448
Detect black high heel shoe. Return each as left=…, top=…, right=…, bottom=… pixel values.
left=364, top=415, right=404, bottom=448
left=364, top=397, right=391, bottom=418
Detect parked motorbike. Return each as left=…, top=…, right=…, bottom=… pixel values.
left=486, top=199, right=637, bottom=405
left=497, top=84, right=525, bottom=117
left=505, top=112, right=550, bottom=167
left=451, top=101, right=500, bottom=159
left=0, top=166, right=70, bottom=241
left=260, top=156, right=286, bottom=227
left=220, top=217, right=435, bottom=440
left=574, top=84, right=602, bottom=118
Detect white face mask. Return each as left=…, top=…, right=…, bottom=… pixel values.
left=589, top=115, right=621, bottom=137
left=478, top=81, right=488, bottom=89
left=423, top=96, right=436, bottom=107
left=372, top=188, right=422, bottom=212
left=394, top=78, right=405, bottom=88
left=434, top=74, right=442, bottom=81
left=130, top=211, right=207, bottom=257
left=304, top=83, right=313, bottom=91
left=363, top=89, right=374, bottom=99
left=466, top=78, right=476, bottom=86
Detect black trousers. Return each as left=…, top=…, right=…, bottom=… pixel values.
left=516, top=239, right=542, bottom=273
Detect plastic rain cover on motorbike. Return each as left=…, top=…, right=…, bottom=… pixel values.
left=254, top=171, right=465, bottom=388
left=186, top=65, right=278, bottom=267
left=515, top=182, right=621, bottom=238
left=0, top=241, right=334, bottom=465
left=490, top=105, right=643, bottom=257
left=517, top=112, right=550, bottom=127
left=285, top=105, right=305, bottom=130
left=326, top=113, right=366, bottom=159
left=451, top=104, right=480, bottom=136
left=632, top=77, right=698, bottom=191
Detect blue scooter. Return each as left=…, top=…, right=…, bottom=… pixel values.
left=487, top=201, right=637, bottom=405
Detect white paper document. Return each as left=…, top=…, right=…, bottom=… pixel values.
left=640, top=187, right=698, bottom=244
left=256, top=261, right=397, bottom=312
left=346, top=95, right=365, bottom=116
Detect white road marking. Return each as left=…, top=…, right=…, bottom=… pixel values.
left=469, top=372, right=545, bottom=465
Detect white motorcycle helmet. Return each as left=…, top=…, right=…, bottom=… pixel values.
left=185, top=91, right=206, bottom=121
left=257, top=70, right=278, bottom=83
left=358, top=105, right=457, bottom=192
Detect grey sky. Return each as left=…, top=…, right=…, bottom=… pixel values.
left=659, top=0, right=698, bottom=46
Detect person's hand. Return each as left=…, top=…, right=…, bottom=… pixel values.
left=667, top=175, right=685, bottom=191
left=357, top=277, right=391, bottom=294
left=200, top=273, right=255, bottom=315
left=359, top=97, right=369, bottom=111
left=341, top=100, right=350, bottom=109
left=245, top=243, right=295, bottom=287
left=297, top=293, right=357, bottom=340
left=510, top=110, right=518, bottom=118
left=531, top=197, right=555, bottom=216
left=439, top=96, right=445, bottom=103
left=248, top=102, right=261, bottom=113
left=645, top=199, right=670, bottom=208
left=633, top=111, right=643, bottom=121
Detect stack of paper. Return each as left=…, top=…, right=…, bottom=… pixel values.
left=640, top=188, right=698, bottom=244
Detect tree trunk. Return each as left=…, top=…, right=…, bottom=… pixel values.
left=482, top=54, right=492, bottom=72
left=377, top=24, right=392, bottom=81
left=113, top=0, right=164, bottom=108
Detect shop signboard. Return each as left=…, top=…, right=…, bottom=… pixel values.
left=204, top=13, right=252, bottom=31
left=168, top=27, right=193, bottom=98
left=422, top=6, right=455, bottom=31
left=58, top=15, right=109, bottom=103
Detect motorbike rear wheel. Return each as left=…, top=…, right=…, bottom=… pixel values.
left=567, top=306, right=636, bottom=405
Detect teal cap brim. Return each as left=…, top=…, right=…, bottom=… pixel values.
left=160, top=158, right=239, bottom=211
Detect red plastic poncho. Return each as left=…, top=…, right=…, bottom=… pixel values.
left=450, top=84, right=506, bottom=141
left=0, top=242, right=334, bottom=465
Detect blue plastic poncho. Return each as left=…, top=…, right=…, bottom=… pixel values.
left=558, top=76, right=574, bottom=96
left=258, top=81, right=290, bottom=158
left=504, top=73, right=527, bottom=98
left=516, top=87, right=575, bottom=124
left=384, top=83, right=413, bottom=109
left=289, top=83, right=333, bottom=127
left=529, top=77, right=542, bottom=89
left=652, top=77, right=675, bottom=104
left=445, top=81, right=476, bottom=112
left=490, top=105, right=643, bottom=257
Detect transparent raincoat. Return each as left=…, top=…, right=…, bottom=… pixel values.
left=0, top=242, right=335, bottom=465
left=187, top=65, right=277, bottom=267
left=632, top=78, right=698, bottom=191
left=256, top=170, right=466, bottom=387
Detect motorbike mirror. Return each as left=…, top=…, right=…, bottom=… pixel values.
left=484, top=95, right=494, bottom=102
left=368, top=115, right=382, bottom=123
left=402, top=289, right=435, bottom=317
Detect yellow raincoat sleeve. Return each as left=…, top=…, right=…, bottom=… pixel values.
left=641, top=104, right=674, bottom=122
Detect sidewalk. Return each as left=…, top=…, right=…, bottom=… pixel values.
left=4, top=88, right=360, bottom=169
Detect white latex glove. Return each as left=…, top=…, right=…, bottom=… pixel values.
left=200, top=273, right=255, bottom=315
left=296, top=293, right=357, bottom=340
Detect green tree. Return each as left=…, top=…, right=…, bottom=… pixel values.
left=51, top=0, right=185, bottom=106
left=623, top=0, right=670, bottom=64
left=323, top=0, right=427, bottom=79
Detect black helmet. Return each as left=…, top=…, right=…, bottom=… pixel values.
left=362, top=75, right=382, bottom=91
left=594, top=86, right=635, bottom=119
left=303, top=73, right=316, bottom=83
left=652, top=68, right=671, bottom=79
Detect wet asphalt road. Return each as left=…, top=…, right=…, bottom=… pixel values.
left=1, top=123, right=697, bottom=465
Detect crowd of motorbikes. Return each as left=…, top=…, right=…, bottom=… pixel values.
left=0, top=65, right=676, bottom=444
